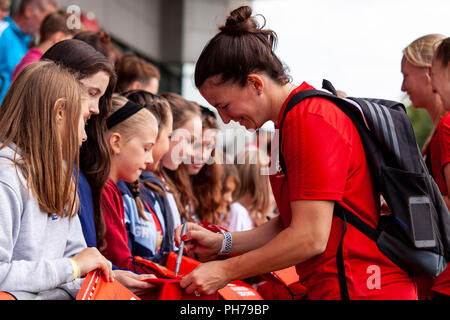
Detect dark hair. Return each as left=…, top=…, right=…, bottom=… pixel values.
left=17, top=0, right=58, bottom=15
left=160, top=92, right=201, bottom=130
left=116, top=54, right=161, bottom=93
left=122, top=90, right=171, bottom=132
left=42, top=39, right=117, bottom=250
left=435, top=37, right=450, bottom=67
left=39, top=9, right=75, bottom=43
left=158, top=93, right=201, bottom=221
left=189, top=109, right=223, bottom=224
left=74, top=31, right=122, bottom=66
left=194, top=6, right=290, bottom=88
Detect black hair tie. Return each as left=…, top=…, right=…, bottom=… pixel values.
left=106, top=101, right=144, bottom=130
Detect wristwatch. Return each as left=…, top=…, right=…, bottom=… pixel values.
left=218, top=229, right=232, bottom=255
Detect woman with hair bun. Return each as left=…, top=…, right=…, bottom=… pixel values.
left=174, top=6, right=417, bottom=300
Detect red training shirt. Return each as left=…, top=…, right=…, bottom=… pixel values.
left=428, top=113, right=450, bottom=296
left=269, top=82, right=417, bottom=300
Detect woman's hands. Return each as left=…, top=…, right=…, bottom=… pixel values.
left=174, top=223, right=224, bottom=262
left=180, top=260, right=232, bottom=296
left=174, top=223, right=233, bottom=295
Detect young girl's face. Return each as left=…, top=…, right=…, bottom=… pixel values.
left=186, top=128, right=217, bottom=175
left=218, top=177, right=236, bottom=214
left=146, top=113, right=173, bottom=172
left=112, top=123, right=158, bottom=183
left=79, top=71, right=110, bottom=116
left=161, top=115, right=202, bottom=171
left=77, top=97, right=90, bottom=146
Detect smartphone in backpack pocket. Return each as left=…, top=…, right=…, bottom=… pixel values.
left=408, top=196, right=436, bottom=249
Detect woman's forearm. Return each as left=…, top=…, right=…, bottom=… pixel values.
left=224, top=223, right=324, bottom=281
left=229, top=215, right=284, bottom=254
left=224, top=200, right=334, bottom=281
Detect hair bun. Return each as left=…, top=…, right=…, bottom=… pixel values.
left=220, top=6, right=259, bottom=34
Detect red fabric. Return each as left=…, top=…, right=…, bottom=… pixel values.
left=137, top=253, right=263, bottom=300
left=101, top=179, right=148, bottom=274
left=270, top=82, right=417, bottom=300
left=77, top=270, right=140, bottom=300
left=142, top=278, right=218, bottom=300
left=0, top=292, right=15, bottom=300
left=12, top=48, right=43, bottom=81
left=251, top=267, right=307, bottom=300
left=428, top=113, right=450, bottom=196
left=428, top=113, right=450, bottom=297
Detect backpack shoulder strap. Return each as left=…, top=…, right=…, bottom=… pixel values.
left=279, top=88, right=365, bottom=177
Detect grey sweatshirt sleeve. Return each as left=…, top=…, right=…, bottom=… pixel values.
left=0, top=181, right=77, bottom=294
left=57, top=215, right=88, bottom=298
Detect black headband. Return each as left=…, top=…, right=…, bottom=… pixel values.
left=106, top=101, right=144, bottom=130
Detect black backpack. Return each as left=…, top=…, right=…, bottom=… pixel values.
left=278, top=80, right=450, bottom=300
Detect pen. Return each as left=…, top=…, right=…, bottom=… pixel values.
left=175, top=223, right=188, bottom=277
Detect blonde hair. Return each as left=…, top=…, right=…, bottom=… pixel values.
left=107, top=95, right=157, bottom=220
left=108, top=95, right=157, bottom=143
left=0, top=61, right=86, bottom=218
left=234, top=149, right=271, bottom=227
left=404, top=34, right=447, bottom=67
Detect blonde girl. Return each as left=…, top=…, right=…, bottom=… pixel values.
left=100, top=95, right=159, bottom=273
left=401, top=34, right=447, bottom=152
left=0, top=61, right=113, bottom=299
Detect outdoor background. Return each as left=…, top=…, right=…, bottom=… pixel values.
left=9, top=0, right=449, bottom=148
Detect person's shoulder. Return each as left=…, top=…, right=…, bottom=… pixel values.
left=440, top=112, right=450, bottom=127
left=286, top=82, right=347, bottom=123
left=0, top=19, right=11, bottom=38
left=230, top=202, right=249, bottom=214
left=103, top=179, right=121, bottom=198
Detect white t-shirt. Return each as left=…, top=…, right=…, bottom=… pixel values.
left=224, top=202, right=255, bottom=232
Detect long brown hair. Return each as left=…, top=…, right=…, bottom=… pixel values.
left=42, top=39, right=117, bottom=248
left=159, top=92, right=201, bottom=221
left=189, top=108, right=223, bottom=223
left=195, top=5, right=290, bottom=88
left=0, top=61, right=86, bottom=217
left=234, top=149, right=271, bottom=227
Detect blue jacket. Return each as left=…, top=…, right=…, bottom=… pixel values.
left=77, top=171, right=97, bottom=248
left=0, top=17, right=32, bottom=104
left=77, top=171, right=121, bottom=271
left=117, top=173, right=175, bottom=264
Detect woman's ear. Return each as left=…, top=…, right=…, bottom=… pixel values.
left=426, top=67, right=432, bottom=84
left=247, top=74, right=264, bottom=95
left=109, top=132, right=122, bottom=156
left=54, top=98, right=67, bottom=125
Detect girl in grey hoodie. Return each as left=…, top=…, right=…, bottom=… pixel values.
left=0, top=61, right=113, bottom=300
